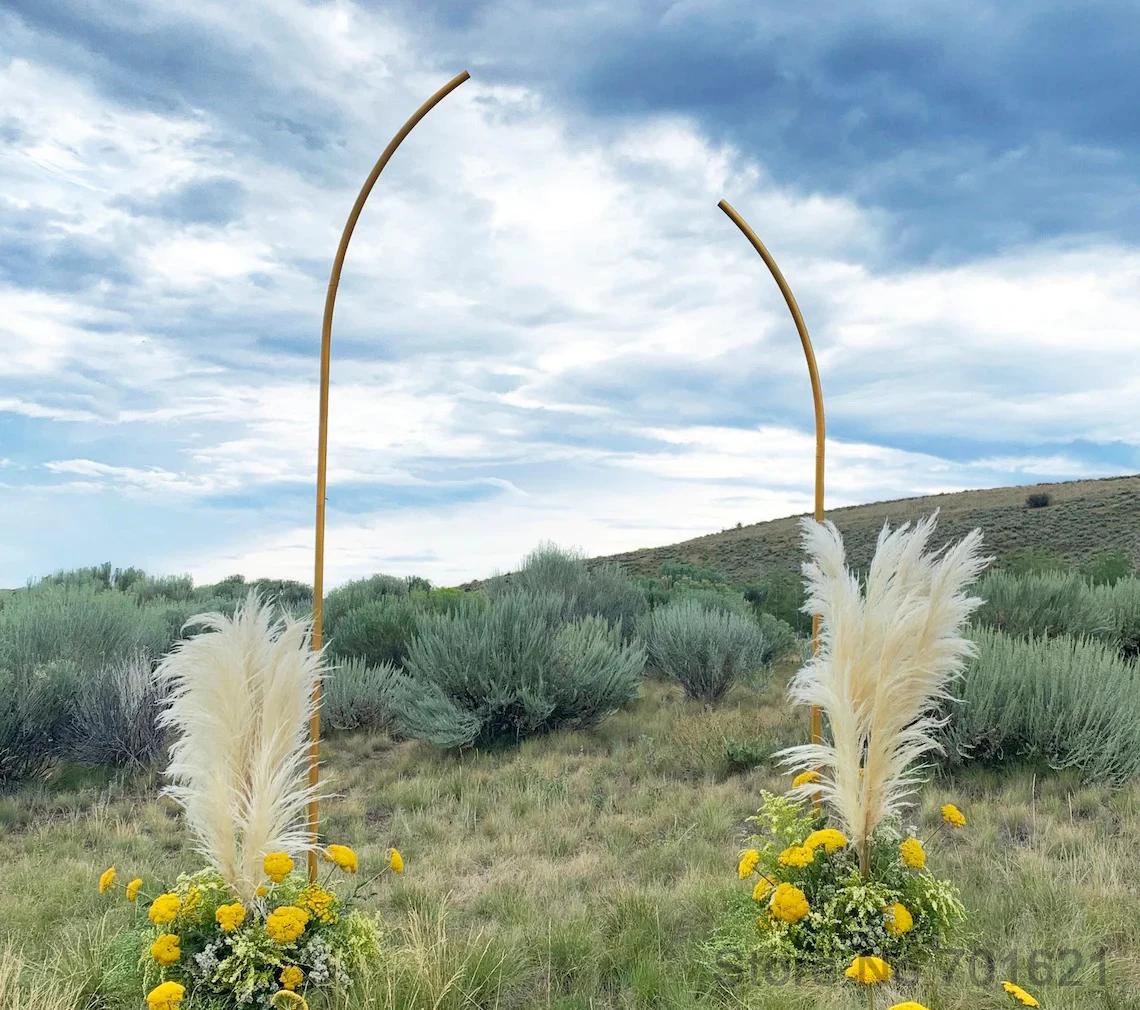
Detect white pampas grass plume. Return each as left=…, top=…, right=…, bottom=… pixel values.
left=154, top=590, right=326, bottom=901
left=776, top=509, right=992, bottom=867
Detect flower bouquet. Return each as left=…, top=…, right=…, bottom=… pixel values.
left=732, top=510, right=991, bottom=973
left=96, top=594, right=402, bottom=1010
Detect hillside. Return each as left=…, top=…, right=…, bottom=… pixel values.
left=588, top=473, right=1140, bottom=584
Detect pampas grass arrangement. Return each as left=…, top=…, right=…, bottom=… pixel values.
left=778, top=509, right=992, bottom=873
left=97, top=592, right=400, bottom=1010
left=154, top=591, right=326, bottom=903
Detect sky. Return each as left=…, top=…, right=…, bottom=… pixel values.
left=1, top=0, right=1138, bottom=590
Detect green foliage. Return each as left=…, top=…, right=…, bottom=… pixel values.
left=754, top=611, right=800, bottom=666
left=720, top=737, right=770, bottom=774
left=940, top=627, right=1140, bottom=785
left=971, top=569, right=1108, bottom=641
left=322, top=657, right=398, bottom=734
left=329, top=595, right=422, bottom=670
left=391, top=591, right=645, bottom=749
left=743, top=569, right=811, bottom=635
left=668, top=585, right=751, bottom=617
left=1080, top=549, right=1135, bottom=586
left=321, top=574, right=411, bottom=639
left=997, top=546, right=1067, bottom=577
left=636, top=599, right=773, bottom=701
left=660, top=560, right=726, bottom=584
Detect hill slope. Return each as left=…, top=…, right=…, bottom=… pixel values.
left=590, top=474, right=1140, bottom=584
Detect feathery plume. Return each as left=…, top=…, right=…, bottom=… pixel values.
left=776, top=509, right=992, bottom=870
left=153, top=591, right=326, bottom=901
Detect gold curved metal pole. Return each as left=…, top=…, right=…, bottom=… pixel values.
left=307, top=70, right=471, bottom=882
left=717, top=199, right=826, bottom=757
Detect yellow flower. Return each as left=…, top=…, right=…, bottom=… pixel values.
left=256, top=884, right=269, bottom=897
left=280, top=965, right=305, bottom=991
left=1001, top=981, right=1040, bottom=1007
left=737, top=849, right=760, bottom=879
left=182, top=885, right=201, bottom=915
left=148, top=893, right=181, bottom=925
left=804, top=828, right=847, bottom=853
left=752, top=875, right=776, bottom=902
left=266, top=905, right=310, bottom=944
left=98, top=867, right=116, bottom=894
left=146, top=981, right=185, bottom=1010
left=149, top=934, right=181, bottom=966
left=388, top=847, right=404, bottom=874
left=300, top=885, right=338, bottom=924
left=126, top=878, right=142, bottom=902
left=777, top=845, right=815, bottom=869
left=264, top=852, right=295, bottom=883
left=215, top=902, right=247, bottom=932
left=942, top=803, right=966, bottom=828
left=792, top=770, right=821, bottom=788
left=769, top=882, right=810, bottom=923
left=845, top=955, right=892, bottom=985
left=322, top=844, right=358, bottom=874
left=883, top=902, right=914, bottom=936
left=888, top=1004, right=932, bottom=1010
left=270, top=994, right=307, bottom=1010
left=899, top=838, right=926, bottom=869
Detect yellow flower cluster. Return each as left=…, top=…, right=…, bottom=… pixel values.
left=388, top=847, right=404, bottom=874
left=148, top=893, right=181, bottom=925
left=150, top=934, right=181, bottom=966
left=803, top=828, right=847, bottom=853
left=777, top=845, right=815, bottom=869
left=883, top=902, right=913, bottom=937
left=737, top=849, right=760, bottom=879
left=888, top=1004, right=931, bottom=1010
left=300, top=885, right=338, bottom=924
left=769, top=882, right=810, bottom=924
left=279, top=965, right=305, bottom=991
left=792, top=770, right=821, bottom=789
left=942, top=803, right=967, bottom=828
left=323, top=845, right=358, bottom=874
left=751, top=875, right=776, bottom=902
left=266, top=905, right=310, bottom=944
left=99, top=867, right=117, bottom=894
left=264, top=852, right=295, bottom=883
left=215, top=902, right=247, bottom=932
left=146, top=981, right=185, bottom=1010
left=899, top=837, right=926, bottom=868
left=845, top=955, right=892, bottom=985
left=126, top=878, right=143, bottom=902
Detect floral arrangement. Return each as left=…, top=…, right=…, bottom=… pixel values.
left=95, top=593, right=403, bottom=1010
left=736, top=785, right=966, bottom=965
left=99, top=845, right=403, bottom=1009
left=719, top=511, right=994, bottom=986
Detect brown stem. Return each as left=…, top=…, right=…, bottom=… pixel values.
left=859, top=838, right=870, bottom=878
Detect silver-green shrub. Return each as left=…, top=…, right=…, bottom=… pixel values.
left=971, top=570, right=1108, bottom=641
left=1089, top=576, right=1140, bottom=659
left=69, top=650, right=167, bottom=768
left=321, top=656, right=398, bottom=734
left=390, top=591, right=645, bottom=748
left=939, top=627, right=1140, bottom=785
left=637, top=598, right=773, bottom=701
left=0, top=660, right=77, bottom=782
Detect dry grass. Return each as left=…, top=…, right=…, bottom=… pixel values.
left=2, top=667, right=1139, bottom=1008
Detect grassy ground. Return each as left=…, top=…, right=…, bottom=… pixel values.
left=2, top=666, right=1139, bottom=1009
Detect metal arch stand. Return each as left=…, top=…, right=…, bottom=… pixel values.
left=307, top=71, right=471, bottom=884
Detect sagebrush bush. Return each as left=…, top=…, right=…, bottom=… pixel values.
left=391, top=591, right=645, bottom=748
left=329, top=595, right=422, bottom=669
left=637, top=599, right=772, bottom=701
left=1089, top=576, right=1140, bottom=660
left=0, top=661, right=78, bottom=782
left=971, top=569, right=1108, bottom=641
left=320, top=657, right=398, bottom=734
left=755, top=611, right=800, bottom=666
left=743, top=568, right=811, bottom=634
left=321, top=574, right=411, bottom=639
left=1081, top=549, right=1135, bottom=587
left=68, top=650, right=167, bottom=769
left=1025, top=492, right=1050, bottom=508
left=667, top=585, right=751, bottom=617
left=487, top=543, right=646, bottom=634
left=939, top=627, right=1140, bottom=785
left=0, top=584, right=174, bottom=675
